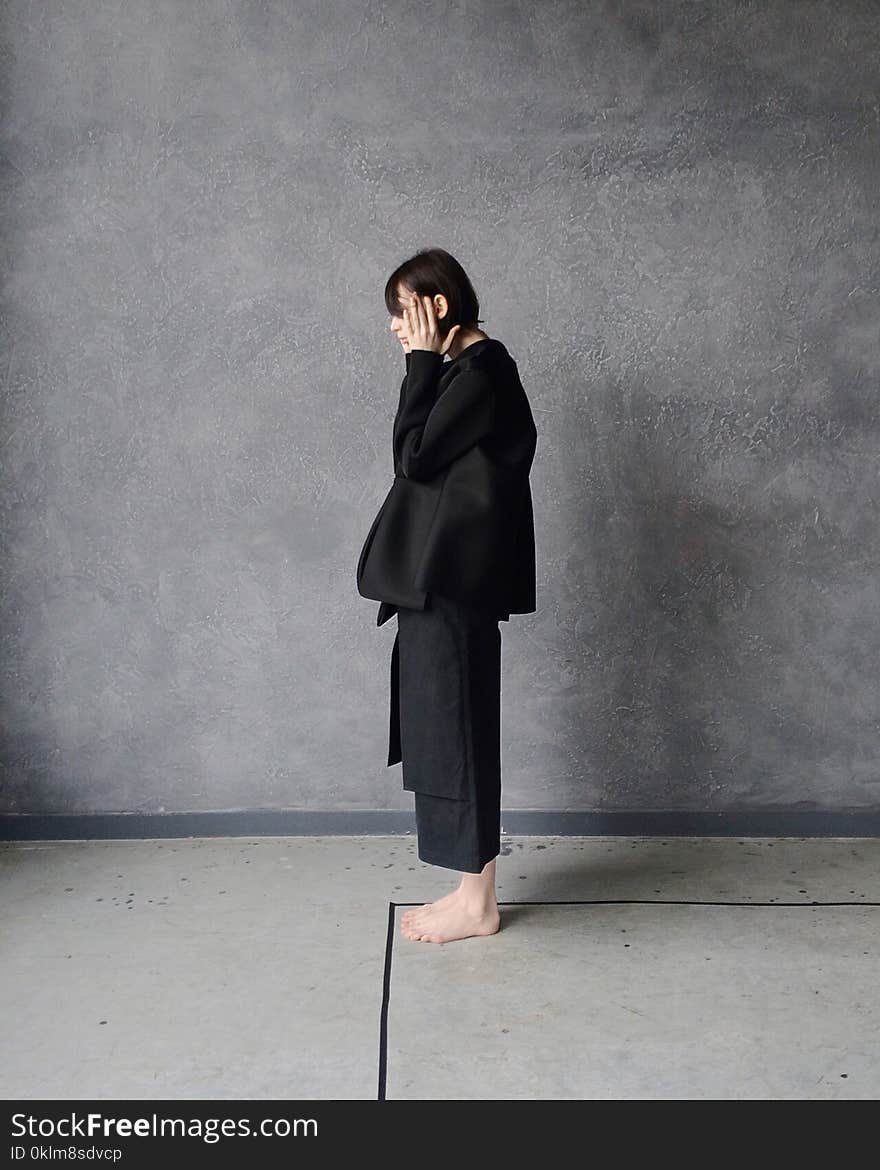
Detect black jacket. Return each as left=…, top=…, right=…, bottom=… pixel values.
left=356, top=336, right=537, bottom=626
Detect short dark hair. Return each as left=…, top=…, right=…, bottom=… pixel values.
left=384, top=247, right=483, bottom=335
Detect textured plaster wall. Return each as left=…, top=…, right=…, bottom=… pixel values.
left=1, top=1, right=878, bottom=815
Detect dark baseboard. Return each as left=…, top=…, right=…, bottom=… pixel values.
left=0, top=809, right=879, bottom=841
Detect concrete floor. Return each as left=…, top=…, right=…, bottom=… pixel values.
left=2, top=834, right=878, bottom=1099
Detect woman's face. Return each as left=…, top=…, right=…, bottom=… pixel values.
left=388, top=283, right=448, bottom=352
left=388, top=284, right=414, bottom=352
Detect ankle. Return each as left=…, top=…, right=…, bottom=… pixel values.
left=456, top=886, right=497, bottom=913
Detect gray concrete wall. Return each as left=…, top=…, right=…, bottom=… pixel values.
left=1, top=1, right=878, bottom=818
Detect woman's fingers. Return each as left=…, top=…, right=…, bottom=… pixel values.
left=411, top=295, right=426, bottom=343
left=423, top=295, right=439, bottom=338
left=404, top=294, right=443, bottom=349
left=418, top=295, right=436, bottom=344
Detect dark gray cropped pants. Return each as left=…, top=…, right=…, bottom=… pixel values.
left=388, top=591, right=502, bottom=874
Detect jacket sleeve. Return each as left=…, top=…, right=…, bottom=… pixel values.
left=390, top=359, right=410, bottom=474
left=393, top=349, right=496, bottom=481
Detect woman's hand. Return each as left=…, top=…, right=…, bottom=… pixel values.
left=404, top=294, right=461, bottom=356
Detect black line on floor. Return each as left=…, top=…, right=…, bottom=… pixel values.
left=395, top=898, right=880, bottom=907
left=377, top=900, right=398, bottom=1101
left=380, top=897, right=880, bottom=1099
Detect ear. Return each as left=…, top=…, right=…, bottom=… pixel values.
left=433, top=294, right=448, bottom=320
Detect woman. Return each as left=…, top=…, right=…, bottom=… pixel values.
left=357, top=247, right=538, bottom=945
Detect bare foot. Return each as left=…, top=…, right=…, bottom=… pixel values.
left=400, top=888, right=500, bottom=944
left=400, top=887, right=460, bottom=927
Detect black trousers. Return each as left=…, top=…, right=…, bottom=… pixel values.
left=388, top=591, right=502, bottom=874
